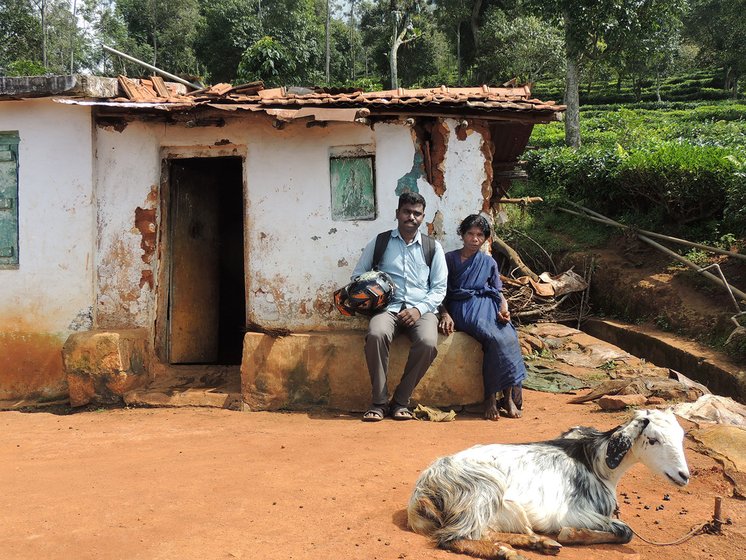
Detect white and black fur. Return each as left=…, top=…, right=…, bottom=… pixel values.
left=408, top=409, right=689, bottom=557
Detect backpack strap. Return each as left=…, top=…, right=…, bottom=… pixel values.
left=420, top=233, right=435, bottom=268
left=372, top=230, right=391, bottom=271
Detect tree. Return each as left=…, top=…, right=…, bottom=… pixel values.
left=388, top=1, right=425, bottom=89
left=686, top=0, right=746, bottom=99
left=359, top=0, right=432, bottom=89
left=116, top=0, right=202, bottom=76
left=79, top=0, right=131, bottom=76
left=0, top=0, right=42, bottom=75
left=475, top=8, right=564, bottom=85
left=44, top=0, right=89, bottom=73
left=196, top=0, right=324, bottom=85
left=530, top=0, right=686, bottom=147
left=610, top=2, right=684, bottom=102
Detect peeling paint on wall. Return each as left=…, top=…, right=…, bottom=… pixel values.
left=68, top=306, right=93, bottom=331
left=134, top=207, right=157, bottom=263
left=413, top=119, right=449, bottom=197
left=396, top=146, right=424, bottom=196
left=448, top=119, right=495, bottom=213
left=470, top=121, right=495, bottom=213
left=139, top=269, right=154, bottom=290
left=427, top=209, right=445, bottom=238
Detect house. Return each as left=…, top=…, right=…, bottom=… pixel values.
left=0, top=74, right=564, bottom=410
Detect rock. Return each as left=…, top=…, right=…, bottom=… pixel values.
left=646, top=396, right=667, bottom=405
left=518, top=332, right=545, bottom=354
left=597, top=394, right=647, bottom=411
left=62, top=329, right=150, bottom=407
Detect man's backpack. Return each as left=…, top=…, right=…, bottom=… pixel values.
left=372, top=230, right=436, bottom=271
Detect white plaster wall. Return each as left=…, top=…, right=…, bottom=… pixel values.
left=95, top=121, right=163, bottom=328
left=428, top=119, right=490, bottom=251
left=0, top=98, right=95, bottom=333
left=94, top=115, right=491, bottom=332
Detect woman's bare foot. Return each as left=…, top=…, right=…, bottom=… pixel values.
left=503, top=386, right=523, bottom=418
left=484, top=394, right=499, bottom=421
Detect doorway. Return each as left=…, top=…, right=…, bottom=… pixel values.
left=167, top=157, right=245, bottom=365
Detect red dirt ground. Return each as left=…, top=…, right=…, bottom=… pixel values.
left=2, top=391, right=744, bottom=560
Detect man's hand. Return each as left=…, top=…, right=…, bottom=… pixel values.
left=397, top=307, right=421, bottom=328
left=439, top=313, right=454, bottom=335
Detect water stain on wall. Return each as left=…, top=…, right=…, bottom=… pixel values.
left=0, top=331, right=67, bottom=400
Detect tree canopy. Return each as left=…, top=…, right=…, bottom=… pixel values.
left=2, top=0, right=743, bottom=144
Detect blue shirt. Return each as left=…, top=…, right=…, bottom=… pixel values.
left=352, top=229, right=447, bottom=316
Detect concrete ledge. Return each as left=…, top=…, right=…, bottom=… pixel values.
left=583, top=318, right=746, bottom=403
left=241, top=331, right=484, bottom=411
left=0, top=75, right=119, bottom=99
left=62, top=329, right=150, bottom=407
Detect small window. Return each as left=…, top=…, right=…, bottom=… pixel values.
left=330, top=145, right=376, bottom=221
left=0, top=132, right=19, bottom=269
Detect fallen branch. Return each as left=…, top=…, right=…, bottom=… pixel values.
left=492, top=237, right=539, bottom=281
left=513, top=294, right=571, bottom=319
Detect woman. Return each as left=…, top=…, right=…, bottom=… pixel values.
left=438, top=214, right=526, bottom=420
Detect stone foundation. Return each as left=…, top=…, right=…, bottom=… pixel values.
left=241, top=331, right=485, bottom=411
left=62, top=329, right=150, bottom=407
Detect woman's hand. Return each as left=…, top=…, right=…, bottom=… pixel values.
left=439, top=312, right=455, bottom=335
left=497, top=293, right=511, bottom=323
left=497, top=308, right=511, bottom=323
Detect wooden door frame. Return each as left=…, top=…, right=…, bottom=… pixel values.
left=155, top=144, right=247, bottom=364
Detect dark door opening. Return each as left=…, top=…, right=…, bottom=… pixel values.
left=168, top=157, right=245, bottom=365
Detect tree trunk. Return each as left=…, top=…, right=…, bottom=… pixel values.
left=732, top=72, right=739, bottom=100
left=390, top=16, right=399, bottom=89
left=470, top=0, right=483, bottom=50
left=349, top=0, right=356, bottom=81
left=564, top=55, right=581, bottom=148
left=41, top=0, right=47, bottom=70
left=325, top=0, right=330, bottom=85
left=457, top=24, right=461, bottom=85
left=655, top=69, right=662, bottom=103
left=70, top=0, right=77, bottom=74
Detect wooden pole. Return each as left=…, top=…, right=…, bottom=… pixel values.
left=498, top=197, right=544, bottom=204
left=568, top=201, right=746, bottom=262
left=558, top=207, right=746, bottom=302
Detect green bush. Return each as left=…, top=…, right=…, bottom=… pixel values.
left=523, top=135, right=746, bottom=237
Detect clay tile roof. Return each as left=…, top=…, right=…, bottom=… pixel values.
left=58, top=76, right=564, bottom=121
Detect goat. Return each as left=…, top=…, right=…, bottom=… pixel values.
left=407, top=409, right=690, bottom=559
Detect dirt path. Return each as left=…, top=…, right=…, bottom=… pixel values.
left=2, top=392, right=744, bottom=560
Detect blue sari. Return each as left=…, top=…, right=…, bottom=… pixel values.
left=444, top=250, right=527, bottom=396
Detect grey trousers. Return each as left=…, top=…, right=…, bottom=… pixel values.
left=364, top=311, right=439, bottom=407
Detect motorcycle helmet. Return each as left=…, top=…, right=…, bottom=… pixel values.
left=334, top=270, right=396, bottom=316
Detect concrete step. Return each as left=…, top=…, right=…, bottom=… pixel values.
left=123, top=387, right=242, bottom=410
left=582, top=318, right=746, bottom=403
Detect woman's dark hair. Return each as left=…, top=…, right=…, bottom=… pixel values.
left=398, top=191, right=426, bottom=209
left=457, top=214, right=491, bottom=238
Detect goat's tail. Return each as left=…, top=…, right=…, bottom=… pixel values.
left=407, top=456, right=506, bottom=546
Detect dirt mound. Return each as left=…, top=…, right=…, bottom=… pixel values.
left=569, top=235, right=746, bottom=361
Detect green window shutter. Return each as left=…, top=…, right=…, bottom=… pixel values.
left=0, top=132, right=19, bottom=268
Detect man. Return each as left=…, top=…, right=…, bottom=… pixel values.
left=352, top=192, right=447, bottom=421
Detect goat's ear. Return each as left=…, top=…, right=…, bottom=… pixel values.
left=606, top=417, right=650, bottom=469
